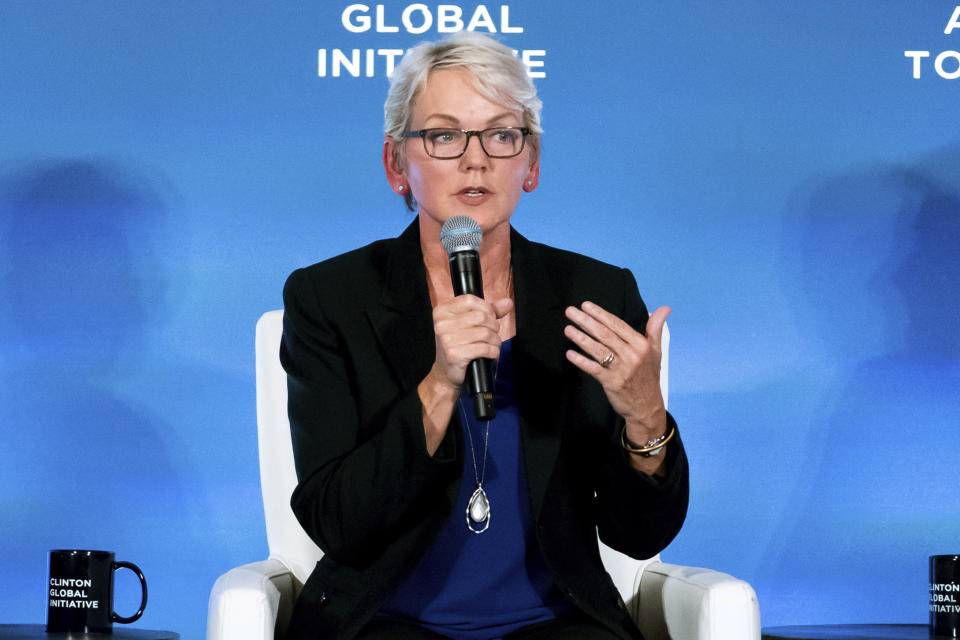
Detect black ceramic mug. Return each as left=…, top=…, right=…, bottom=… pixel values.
left=47, top=549, right=148, bottom=633
left=930, top=555, right=960, bottom=638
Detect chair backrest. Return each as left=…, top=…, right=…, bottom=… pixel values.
left=254, top=309, right=670, bottom=588
left=256, top=310, right=320, bottom=584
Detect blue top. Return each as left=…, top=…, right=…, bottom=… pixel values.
left=380, top=339, right=571, bottom=639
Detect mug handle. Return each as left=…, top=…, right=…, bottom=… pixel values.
left=111, top=560, right=148, bottom=624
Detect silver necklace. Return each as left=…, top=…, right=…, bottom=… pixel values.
left=458, top=399, right=491, bottom=533
left=457, top=268, right=511, bottom=534
left=457, top=356, right=500, bottom=534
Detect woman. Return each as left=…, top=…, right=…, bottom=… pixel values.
left=281, top=31, right=688, bottom=640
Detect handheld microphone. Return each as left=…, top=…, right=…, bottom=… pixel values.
left=440, top=216, right=496, bottom=421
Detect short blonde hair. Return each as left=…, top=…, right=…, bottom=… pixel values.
left=384, top=31, right=543, bottom=210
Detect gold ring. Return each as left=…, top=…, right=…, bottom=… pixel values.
left=600, top=352, right=615, bottom=368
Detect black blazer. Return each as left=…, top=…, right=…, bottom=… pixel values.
left=281, top=219, right=689, bottom=640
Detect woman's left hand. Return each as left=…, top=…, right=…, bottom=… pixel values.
left=564, top=302, right=671, bottom=445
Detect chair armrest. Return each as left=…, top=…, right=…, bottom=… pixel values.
left=207, top=558, right=299, bottom=640
left=636, top=562, right=761, bottom=640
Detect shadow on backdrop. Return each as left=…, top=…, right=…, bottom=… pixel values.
left=760, top=146, right=960, bottom=624
left=0, top=159, right=185, bottom=620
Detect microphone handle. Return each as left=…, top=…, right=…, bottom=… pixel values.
left=448, top=250, right=496, bottom=421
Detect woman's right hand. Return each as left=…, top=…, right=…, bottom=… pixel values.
left=430, top=295, right=513, bottom=388
left=418, top=295, right=513, bottom=455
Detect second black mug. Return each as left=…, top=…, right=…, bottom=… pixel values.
left=930, top=554, right=960, bottom=639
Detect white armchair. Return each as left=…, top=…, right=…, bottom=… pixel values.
left=207, top=310, right=760, bottom=640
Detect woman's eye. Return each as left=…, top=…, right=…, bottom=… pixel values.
left=429, top=131, right=458, bottom=144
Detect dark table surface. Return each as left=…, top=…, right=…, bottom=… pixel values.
left=762, top=624, right=935, bottom=640
left=0, top=626, right=178, bottom=640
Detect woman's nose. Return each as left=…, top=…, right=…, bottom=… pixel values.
left=459, top=133, right=490, bottom=169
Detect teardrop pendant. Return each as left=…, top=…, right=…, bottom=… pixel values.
left=466, top=486, right=491, bottom=533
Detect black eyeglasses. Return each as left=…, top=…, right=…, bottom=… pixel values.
left=403, top=127, right=531, bottom=159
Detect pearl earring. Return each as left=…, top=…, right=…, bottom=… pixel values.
left=398, top=185, right=404, bottom=191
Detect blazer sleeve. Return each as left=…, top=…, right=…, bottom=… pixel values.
left=281, top=267, right=459, bottom=566
left=591, top=267, right=690, bottom=559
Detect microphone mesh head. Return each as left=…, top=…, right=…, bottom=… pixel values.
left=440, top=216, right=482, bottom=255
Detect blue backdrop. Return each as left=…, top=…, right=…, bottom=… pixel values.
left=2, top=1, right=959, bottom=637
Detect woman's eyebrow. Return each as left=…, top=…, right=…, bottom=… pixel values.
left=422, top=112, right=519, bottom=127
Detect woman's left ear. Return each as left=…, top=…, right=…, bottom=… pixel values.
left=523, top=161, right=540, bottom=192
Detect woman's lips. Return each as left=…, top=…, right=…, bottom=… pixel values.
left=456, top=187, right=492, bottom=205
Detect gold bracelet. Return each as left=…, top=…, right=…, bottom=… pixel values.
left=621, top=424, right=675, bottom=456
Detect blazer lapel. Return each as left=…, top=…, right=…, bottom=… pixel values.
left=365, top=219, right=462, bottom=511
left=510, top=228, right=571, bottom=522
left=366, top=220, right=435, bottom=392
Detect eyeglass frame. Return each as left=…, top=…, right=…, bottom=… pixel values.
left=402, top=126, right=532, bottom=159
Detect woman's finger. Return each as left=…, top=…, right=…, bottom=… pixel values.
left=565, top=348, right=607, bottom=378
left=563, top=324, right=616, bottom=367
left=644, top=306, right=671, bottom=350
left=579, top=301, right=641, bottom=344
left=564, top=305, right=629, bottom=354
